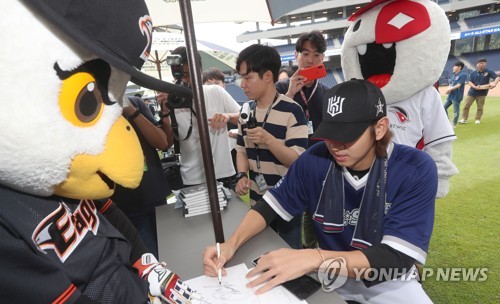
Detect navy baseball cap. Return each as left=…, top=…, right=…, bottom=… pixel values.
left=312, top=79, right=386, bottom=143
left=21, top=0, right=192, bottom=98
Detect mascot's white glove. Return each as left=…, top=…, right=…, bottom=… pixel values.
left=425, top=141, right=459, bottom=198
left=135, top=253, right=200, bottom=304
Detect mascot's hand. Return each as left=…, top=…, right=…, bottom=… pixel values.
left=425, top=142, right=459, bottom=199
left=135, top=253, right=201, bottom=303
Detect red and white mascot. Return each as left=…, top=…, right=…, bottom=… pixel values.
left=0, top=0, right=197, bottom=303
left=342, top=0, right=458, bottom=197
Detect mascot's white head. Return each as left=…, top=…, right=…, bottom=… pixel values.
left=341, top=0, right=450, bottom=104
left=0, top=0, right=191, bottom=199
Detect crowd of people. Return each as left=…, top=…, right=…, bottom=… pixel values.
left=110, top=31, right=498, bottom=303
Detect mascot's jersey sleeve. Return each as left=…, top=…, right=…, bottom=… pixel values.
left=0, top=185, right=149, bottom=303
left=387, top=86, right=457, bottom=150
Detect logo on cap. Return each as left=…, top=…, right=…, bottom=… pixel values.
left=375, top=98, right=384, bottom=116
left=327, top=95, right=345, bottom=118
left=138, top=15, right=153, bottom=61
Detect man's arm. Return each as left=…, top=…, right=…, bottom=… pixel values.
left=490, top=75, right=500, bottom=89
left=123, top=105, right=169, bottom=150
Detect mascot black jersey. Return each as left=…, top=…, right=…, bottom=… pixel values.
left=0, top=185, right=149, bottom=303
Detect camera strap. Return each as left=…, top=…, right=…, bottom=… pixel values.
left=169, top=108, right=196, bottom=164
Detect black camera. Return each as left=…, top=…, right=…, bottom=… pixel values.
left=166, top=54, right=192, bottom=109
left=247, top=114, right=258, bottom=129
left=241, top=102, right=257, bottom=129
left=166, top=85, right=192, bottom=109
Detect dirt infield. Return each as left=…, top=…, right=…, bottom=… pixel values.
left=438, top=83, right=500, bottom=97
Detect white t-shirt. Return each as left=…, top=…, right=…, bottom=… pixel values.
left=387, top=86, right=456, bottom=150
left=174, top=85, right=241, bottom=185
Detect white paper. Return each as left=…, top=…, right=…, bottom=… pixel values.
left=185, top=263, right=307, bottom=304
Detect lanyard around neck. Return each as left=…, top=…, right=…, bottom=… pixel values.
left=254, top=92, right=279, bottom=171
left=255, top=92, right=279, bottom=129
left=299, top=80, right=318, bottom=118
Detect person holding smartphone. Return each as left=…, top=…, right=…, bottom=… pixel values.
left=276, top=30, right=330, bottom=250
left=204, top=80, right=437, bottom=303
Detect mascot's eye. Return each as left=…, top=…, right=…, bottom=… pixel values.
left=59, top=72, right=104, bottom=127
left=353, top=20, right=361, bottom=32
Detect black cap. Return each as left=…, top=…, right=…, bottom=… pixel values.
left=22, top=0, right=191, bottom=98
left=312, top=79, right=386, bottom=143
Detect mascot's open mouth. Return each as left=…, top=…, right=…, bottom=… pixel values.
left=97, top=171, right=115, bottom=190
left=357, top=42, right=396, bottom=88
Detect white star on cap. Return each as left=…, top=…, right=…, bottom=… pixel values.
left=388, top=12, right=414, bottom=29
left=375, top=98, right=384, bottom=116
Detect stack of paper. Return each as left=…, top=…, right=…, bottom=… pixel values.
left=178, top=182, right=228, bottom=217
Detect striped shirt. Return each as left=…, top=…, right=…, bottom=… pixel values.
left=237, top=94, right=308, bottom=204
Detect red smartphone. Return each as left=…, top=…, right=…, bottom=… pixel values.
left=298, top=64, right=327, bottom=81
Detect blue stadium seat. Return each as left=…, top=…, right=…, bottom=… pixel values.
left=460, top=49, right=500, bottom=73
left=318, top=69, right=337, bottom=88
left=449, top=21, right=460, bottom=31
left=464, top=12, right=500, bottom=29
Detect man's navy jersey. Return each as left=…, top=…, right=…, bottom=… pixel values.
left=0, top=185, right=149, bottom=303
left=263, top=142, right=437, bottom=264
left=467, top=68, right=498, bottom=96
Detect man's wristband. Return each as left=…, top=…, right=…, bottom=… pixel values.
left=128, top=109, right=140, bottom=120
left=234, top=172, right=247, bottom=182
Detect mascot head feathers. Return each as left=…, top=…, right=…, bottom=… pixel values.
left=341, top=0, right=450, bottom=104
left=0, top=0, right=190, bottom=199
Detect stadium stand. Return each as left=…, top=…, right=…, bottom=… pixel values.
left=450, top=21, right=461, bottom=31
left=318, top=69, right=337, bottom=88
left=274, top=44, right=295, bottom=53
left=464, top=12, right=500, bottom=29
left=460, top=49, right=500, bottom=72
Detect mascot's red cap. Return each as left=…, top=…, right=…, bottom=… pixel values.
left=21, top=0, right=192, bottom=98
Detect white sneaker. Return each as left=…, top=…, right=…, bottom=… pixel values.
left=458, top=119, right=467, bottom=124
left=475, top=120, right=480, bottom=124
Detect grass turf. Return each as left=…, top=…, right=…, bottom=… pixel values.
left=423, top=96, right=500, bottom=303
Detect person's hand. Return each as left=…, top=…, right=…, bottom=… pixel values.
left=490, top=82, right=497, bottom=89
left=228, top=129, right=238, bottom=139
left=285, top=69, right=308, bottom=98
left=135, top=253, right=200, bottom=304
left=203, top=242, right=236, bottom=277
left=235, top=176, right=251, bottom=196
left=246, top=248, right=317, bottom=295
left=246, top=127, right=272, bottom=146
left=208, top=113, right=229, bottom=130
left=445, top=88, right=451, bottom=94
left=156, top=92, right=170, bottom=116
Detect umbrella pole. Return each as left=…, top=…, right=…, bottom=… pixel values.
left=177, top=0, right=225, bottom=243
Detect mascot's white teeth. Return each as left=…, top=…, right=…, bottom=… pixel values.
left=356, top=44, right=367, bottom=55
left=382, top=43, right=393, bottom=49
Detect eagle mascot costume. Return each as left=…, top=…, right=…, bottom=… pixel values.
left=0, top=1, right=198, bottom=303
left=342, top=0, right=458, bottom=198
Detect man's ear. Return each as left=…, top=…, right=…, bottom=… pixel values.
left=374, top=117, right=389, bottom=140
left=263, top=70, right=274, bottom=83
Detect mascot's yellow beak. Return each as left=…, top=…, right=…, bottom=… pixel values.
left=54, top=116, right=143, bottom=199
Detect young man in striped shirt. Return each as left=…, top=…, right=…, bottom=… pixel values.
left=234, top=44, right=308, bottom=249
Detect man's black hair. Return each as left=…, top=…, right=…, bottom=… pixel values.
left=203, top=68, right=225, bottom=83
left=453, top=61, right=464, bottom=69
left=171, top=46, right=203, bottom=69
left=477, top=58, right=487, bottom=63
left=295, top=30, right=327, bottom=54
left=236, top=44, right=281, bottom=83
